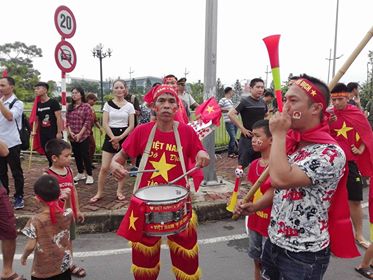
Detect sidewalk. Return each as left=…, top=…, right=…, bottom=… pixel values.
left=14, top=153, right=248, bottom=233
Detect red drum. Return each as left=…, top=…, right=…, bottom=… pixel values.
left=133, top=185, right=191, bottom=236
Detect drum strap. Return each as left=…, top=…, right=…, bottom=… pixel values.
left=133, top=122, right=189, bottom=193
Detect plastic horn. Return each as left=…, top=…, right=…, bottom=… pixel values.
left=226, top=165, right=243, bottom=212
left=263, top=34, right=283, bottom=112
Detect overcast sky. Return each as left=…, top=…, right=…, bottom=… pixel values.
left=1, top=0, right=373, bottom=88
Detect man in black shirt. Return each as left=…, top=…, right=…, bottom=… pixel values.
left=228, top=78, right=267, bottom=169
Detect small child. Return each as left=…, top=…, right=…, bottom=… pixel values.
left=236, top=119, right=274, bottom=280
left=21, top=175, right=73, bottom=280
left=44, top=139, right=86, bottom=278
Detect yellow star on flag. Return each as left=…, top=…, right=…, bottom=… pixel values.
left=129, top=210, right=138, bottom=231
left=206, top=105, right=215, bottom=114
left=149, top=153, right=176, bottom=181
left=334, top=121, right=353, bottom=139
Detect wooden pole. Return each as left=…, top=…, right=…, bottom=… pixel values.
left=28, top=122, right=36, bottom=170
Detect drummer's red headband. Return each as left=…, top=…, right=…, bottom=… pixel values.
left=36, top=195, right=63, bottom=224
left=143, top=84, right=180, bottom=104
left=330, top=92, right=349, bottom=98
left=294, top=78, right=327, bottom=111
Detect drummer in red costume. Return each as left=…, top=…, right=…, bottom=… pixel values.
left=111, top=84, right=209, bottom=280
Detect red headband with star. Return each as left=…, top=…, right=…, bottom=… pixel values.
left=294, top=78, right=327, bottom=111
left=143, top=84, right=179, bottom=104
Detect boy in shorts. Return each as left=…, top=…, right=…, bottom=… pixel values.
left=44, top=139, right=86, bottom=278
left=21, top=175, right=73, bottom=280
left=238, top=120, right=273, bottom=280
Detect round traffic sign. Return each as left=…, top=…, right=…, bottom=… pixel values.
left=55, top=41, right=77, bottom=73
left=54, top=5, right=76, bottom=39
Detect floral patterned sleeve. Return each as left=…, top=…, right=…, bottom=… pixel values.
left=292, top=144, right=346, bottom=187
left=21, top=217, right=38, bottom=239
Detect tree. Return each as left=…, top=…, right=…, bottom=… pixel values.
left=189, top=80, right=204, bottom=104
left=233, top=79, right=242, bottom=104
left=0, top=41, right=43, bottom=101
left=145, top=77, right=152, bottom=93
left=360, top=51, right=373, bottom=108
left=129, top=78, right=137, bottom=95
left=216, top=78, right=225, bottom=100
left=67, top=79, right=100, bottom=94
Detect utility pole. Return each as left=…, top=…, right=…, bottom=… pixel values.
left=129, top=67, right=134, bottom=80
left=265, top=65, right=271, bottom=88
left=326, top=48, right=332, bottom=84
left=202, top=0, right=219, bottom=186
left=184, top=67, right=190, bottom=78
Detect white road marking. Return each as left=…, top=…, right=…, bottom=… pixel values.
left=7, top=233, right=248, bottom=260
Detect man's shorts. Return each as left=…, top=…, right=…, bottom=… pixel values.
left=0, top=186, right=17, bottom=240
left=346, top=161, right=363, bottom=201
left=248, top=229, right=267, bottom=261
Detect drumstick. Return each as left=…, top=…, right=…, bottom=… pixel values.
left=168, top=166, right=200, bottom=185
left=128, top=169, right=159, bottom=175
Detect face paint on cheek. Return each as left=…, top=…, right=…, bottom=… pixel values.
left=292, top=111, right=302, bottom=119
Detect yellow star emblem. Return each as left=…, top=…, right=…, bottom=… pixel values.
left=149, top=153, right=176, bottom=181
left=334, top=121, right=353, bottom=139
left=129, top=210, right=138, bottom=231
left=206, top=105, right=215, bottom=114
left=356, top=132, right=360, bottom=142
left=310, top=90, right=317, bottom=96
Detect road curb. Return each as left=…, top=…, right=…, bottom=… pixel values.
left=15, top=201, right=232, bottom=234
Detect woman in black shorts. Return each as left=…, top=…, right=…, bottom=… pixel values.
left=89, top=80, right=135, bottom=203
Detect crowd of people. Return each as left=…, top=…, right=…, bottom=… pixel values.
left=0, top=72, right=372, bottom=280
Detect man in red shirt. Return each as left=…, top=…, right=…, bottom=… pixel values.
left=111, top=84, right=209, bottom=280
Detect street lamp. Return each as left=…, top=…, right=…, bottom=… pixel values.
left=92, top=43, right=112, bottom=109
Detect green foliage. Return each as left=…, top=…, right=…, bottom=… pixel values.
left=0, top=41, right=43, bottom=101
left=216, top=78, right=225, bottom=100
left=360, top=51, right=373, bottom=107
left=232, top=80, right=242, bottom=104
left=145, top=78, right=152, bottom=93
left=189, top=80, right=204, bottom=104
left=67, top=79, right=100, bottom=93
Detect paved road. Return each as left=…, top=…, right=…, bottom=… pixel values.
left=10, top=188, right=370, bottom=279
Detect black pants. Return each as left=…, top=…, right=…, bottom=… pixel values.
left=0, top=145, right=24, bottom=198
left=70, top=138, right=92, bottom=176
left=238, top=136, right=260, bottom=169
left=31, top=270, right=71, bottom=280
left=40, top=133, right=55, bottom=167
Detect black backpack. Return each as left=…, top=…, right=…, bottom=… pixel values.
left=9, top=98, right=31, bottom=150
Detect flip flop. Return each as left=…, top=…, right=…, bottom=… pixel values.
left=116, top=193, right=126, bottom=201
left=0, top=273, right=26, bottom=280
left=356, top=239, right=371, bottom=249
left=355, top=267, right=373, bottom=279
left=70, top=264, right=86, bottom=278
left=89, top=196, right=102, bottom=204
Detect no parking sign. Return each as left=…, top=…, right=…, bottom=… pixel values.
left=54, top=40, right=77, bottom=73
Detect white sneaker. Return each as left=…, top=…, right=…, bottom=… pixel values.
left=86, top=175, right=94, bottom=185
left=74, top=173, right=86, bottom=182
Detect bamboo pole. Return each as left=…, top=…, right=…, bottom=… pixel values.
left=28, top=122, right=36, bottom=170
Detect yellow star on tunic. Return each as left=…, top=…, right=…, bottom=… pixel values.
left=129, top=210, right=138, bottom=231
left=207, top=105, right=215, bottom=114
left=356, top=132, right=360, bottom=142
left=334, top=121, right=353, bottom=139
left=149, top=153, right=176, bottom=181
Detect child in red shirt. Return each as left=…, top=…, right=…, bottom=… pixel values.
left=44, top=139, right=86, bottom=278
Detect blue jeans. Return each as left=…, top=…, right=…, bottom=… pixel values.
left=225, top=122, right=237, bottom=155
left=261, top=240, right=330, bottom=280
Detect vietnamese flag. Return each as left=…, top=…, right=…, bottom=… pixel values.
left=286, top=120, right=359, bottom=258
left=117, top=196, right=145, bottom=242
left=29, top=96, right=44, bottom=155
left=195, top=97, right=222, bottom=126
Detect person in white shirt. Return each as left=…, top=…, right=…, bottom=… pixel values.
left=0, top=77, right=25, bottom=210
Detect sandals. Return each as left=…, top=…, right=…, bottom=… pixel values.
left=70, top=264, right=86, bottom=278
left=1, top=273, right=26, bottom=280
left=116, top=193, right=126, bottom=201
left=89, top=196, right=103, bottom=204
left=355, top=267, right=373, bottom=279
left=356, top=239, right=371, bottom=250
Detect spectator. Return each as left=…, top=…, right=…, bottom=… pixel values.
left=89, top=80, right=135, bottom=203
left=0, top=138, right=23, bottom=280
left=347, top=82, right=362, bottom=109
left=228, top=78, right=267, bottom=169
left=33, top=81, right=63, bottom=166
left=177, top=77, right=199, bottom=111
left=219, top=87, right=238, bottom=158
left=86, top=93, right=102, bottom=168
left=263, top=89, right=275, bottom=117
left=0, top=76, right=25, bottom=209
left=365, top=99, right=373, bottom=130
left=66, top=86, right=94, bottom=185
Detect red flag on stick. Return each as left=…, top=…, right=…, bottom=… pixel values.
left=29, top=96, right=44, bottom=155
left=195, top=97, right=222, bottom=126
left=2, top=69, right=8, bottom=78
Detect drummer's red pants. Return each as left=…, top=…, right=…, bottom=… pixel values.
left=131, top=214, right=200, bottom=280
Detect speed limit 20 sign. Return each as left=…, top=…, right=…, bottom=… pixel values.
left=54, top=5, right=76, bottom=39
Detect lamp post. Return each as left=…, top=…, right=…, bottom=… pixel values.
left=92, top=43, right=111, bottom=109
